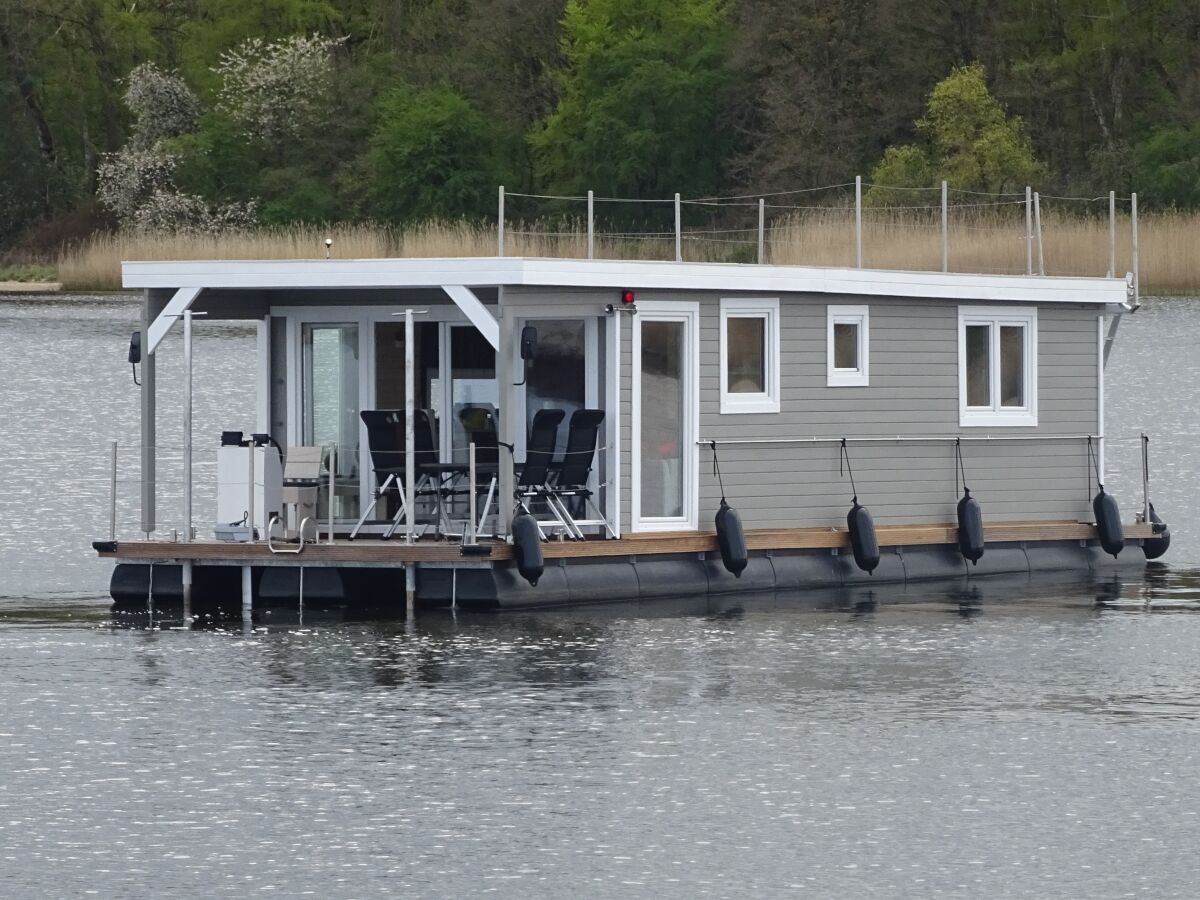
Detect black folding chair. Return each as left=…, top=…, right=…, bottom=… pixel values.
left=545, top=409, right=615, bottom=539
left=351, top=409, right=438, bottom=539
left=515, top=408, right=567, bottom=538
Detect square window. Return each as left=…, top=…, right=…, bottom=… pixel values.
left=719, top=298, right=779, bottom=414
left=959, top=307, right=1037, bottom=427
left=827, top=305, right=869, bottom=386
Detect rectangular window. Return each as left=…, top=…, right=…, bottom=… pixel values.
left=827, top=305, right=869, bottom=386
left=958, top=307, right=1038, bottom=426
left=719, top=298, right=779, bottom=414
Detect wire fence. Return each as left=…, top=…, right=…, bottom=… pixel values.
left=497, top=179, right=1141, bottom=293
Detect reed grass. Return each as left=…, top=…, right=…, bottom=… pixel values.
left=55, top=210, right=1200, bottom=294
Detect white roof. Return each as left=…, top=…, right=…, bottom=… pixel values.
left=122, top=256, right=1129, bottom=305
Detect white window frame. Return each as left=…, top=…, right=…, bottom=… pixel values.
left=631, top=301, right=700, bottom=532
left=826, top=305, right=870, bottom=387
left=957, top=305, right=1038, bottom=427
left=719, top=297, right=780, bottom=414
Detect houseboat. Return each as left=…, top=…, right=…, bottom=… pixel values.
left=98, top=254, right=1168, bottom=611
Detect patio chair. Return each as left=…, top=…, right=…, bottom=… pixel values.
left=351, top=409, right=438, bottom=539
left=515, top=408, right=568, bottom=538
left=545, top=409, right=615, bottom=539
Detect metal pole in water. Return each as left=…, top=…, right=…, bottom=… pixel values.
left=405, top=564, right=416, bottom=617
left=183, top=308, right=193, bottom=542
left=109, top=440, right=118, bottom=542
left=855, top=175, right=863, bottom=269
left=241, top=564, right=252, bottom=623
left=1131, top=192, right=1140, bottom=305
left=1108, top=190, right=1116, bottom=278
left=181, top=559, right=192, bottom=622
left=587, top=189, right=594, bottom=260
left=940, top=180, right=948, bottom=273
left=1025, top=186, right=1033, bottom=275
left=758, top=198, right=765, bottom=264
left=674, top=193, right=682, bottom=262
left=497, top=185, right=505, bottom=257
left=1034, top=191, right=1045, bottom=275
left=405, top=308, right=416, bottom=545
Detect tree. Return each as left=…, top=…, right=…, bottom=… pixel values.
left=867, top=63, right=1044, bottom=203
left=531, top=0, right=734, bottom=202
left=364, top=84, right=508, bottom=223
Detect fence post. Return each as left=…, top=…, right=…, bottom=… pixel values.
left=587, top=189, right=594, bottom=260
left=940, top=180, right=948, bottom=273
left=1034, top=191, right=1045, bottom=275
left=757, top=198, right=765, bottom=264
left=674, top=192, right=682, bottom=262
left=854, top=175, right=863, bottom=268
left=497, top=185, right=505, bottom=257
left=1025, top=186, right=1033, bottom=275
left=1131, top=191, right=1139, bottom=305
left=1108, top=190, right=1116, bottom=278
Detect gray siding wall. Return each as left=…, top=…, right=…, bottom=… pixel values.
left=499, top=286, right=1103, bottom=534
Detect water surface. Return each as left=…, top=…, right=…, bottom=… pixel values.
left=0, top=294, right=1198, bottom=898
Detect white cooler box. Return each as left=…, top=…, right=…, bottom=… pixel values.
left=216, top=444, right=282, bottom=539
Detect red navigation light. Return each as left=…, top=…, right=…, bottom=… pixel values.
left=621, top=289, right=636, bottom=305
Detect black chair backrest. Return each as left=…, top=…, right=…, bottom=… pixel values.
left=360, top=409, right=438, bottom=479
left=519, top=408, right=564, bottom=488
left=360, top=409, right=403, bottom=483
left=459, top=406, right=499, bottom=467
left=557, top=409, right=605, bottom=488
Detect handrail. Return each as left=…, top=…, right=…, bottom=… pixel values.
left=700, top=433, right=1100, bottom=446
left=267, top=515, right=318, bottom=554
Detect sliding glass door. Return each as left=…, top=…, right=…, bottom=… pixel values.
left=301, top=322, right=361, bottom=519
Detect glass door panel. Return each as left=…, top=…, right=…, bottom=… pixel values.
left=450, top=326, right=498, bottom=463
left=639, top=320, right=685, bottom=520
left=525, top=319, right=587, bottom=457
left=301, top=322, right=360, bottom=519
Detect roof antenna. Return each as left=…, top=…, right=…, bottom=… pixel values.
left=324, top=237, right=333, bottom=259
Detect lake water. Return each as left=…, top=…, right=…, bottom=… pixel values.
left=1, top=294, right=1199, bottom=897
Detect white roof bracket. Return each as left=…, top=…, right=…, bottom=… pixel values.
left=441, top=284, right=499, bottom=350
left=146, top=286, right=202, bottom=355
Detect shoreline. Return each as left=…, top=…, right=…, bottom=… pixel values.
left=0, top=281, right=62, bottom=293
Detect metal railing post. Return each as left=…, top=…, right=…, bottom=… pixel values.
left=855, top=175, right=863, bottom=268
left=674, top=192, right=682, bottom=262
left=940, top=180, right=948, bottom=273
left=182, top=308, right=193, bottom=542
left=497, top=185, right=505, bottom=257
left=109, top=440, right=118, bottom=541
left=587, top=189, right=594, bottom=260
left=758, top=198, right=765, bottom=264
left=326, top=443, right=335, bottom=544
left=466, top=441, right=478, bottom=546
left=1131, top=191, right=1139, bottom=305
left=1034, top=191, right=1045, bottom=275
left=405, top=309, right=416, bottom=544
left=246, top=435, right=255, bottom=543
left=1141, top=433, right=1150, bottom=524
left=1108, top=190, right=1116, bottom=278
left=1025, top=186, right=1033, bottom=275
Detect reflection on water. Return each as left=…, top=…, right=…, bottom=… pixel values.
left=1, top=295, right=1200, bottom=897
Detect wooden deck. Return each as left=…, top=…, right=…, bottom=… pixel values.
left=98, top=519, right=1156, bottom=566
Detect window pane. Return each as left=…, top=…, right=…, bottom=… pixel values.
left=525, top=319, right=587, bottom=457
left=640, top=320, right=684, bottom=519
left=999, top=325, right=1025, bottom=407
left=833, top=322, right=858, bottom=370
left=965, top=324, right=991, bottom=407
left=726, top=316, right=765, bottom=393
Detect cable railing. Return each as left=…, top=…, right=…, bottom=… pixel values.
left=496, top=179, right=1142, bottom=296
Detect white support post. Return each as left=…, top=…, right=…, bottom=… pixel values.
left=326, top=444, right=335, bottom=543
left=1034, top=191, right=1045, bottom=275
left=181, top=560, right=193, bottom=619
left=854, top=175, right=863, bottom=268
left=182, top=309, right=193, bottom=542
left=1025, top=186, right=1033, bottom=275
left=497, top=185, right=505, bottom=257
left=674, top=193, right=682, bottom=262
left=757, top=198, right=765, bottom=264
left=241, top=564, right=252, bottom=619
left=940, top=180, right=948, bottom=273
left=587, top=189, right=594, bottom=260
left=1108, top=190, right=1116, bottom=278
left=404, top=308, right=416, bottom=545
left=1131, top=191, right=1139, bottom=305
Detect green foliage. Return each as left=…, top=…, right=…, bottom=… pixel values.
left=1134, top=127, right=1200, bottom=208
left=364, top=84, right=508, bottom=223
left=531, top=0, right=734, bottom=201
left=868, top=64, right=1044, bottom=203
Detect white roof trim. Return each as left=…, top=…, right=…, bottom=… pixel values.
left=122, top=256, right=1128, bottom=305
